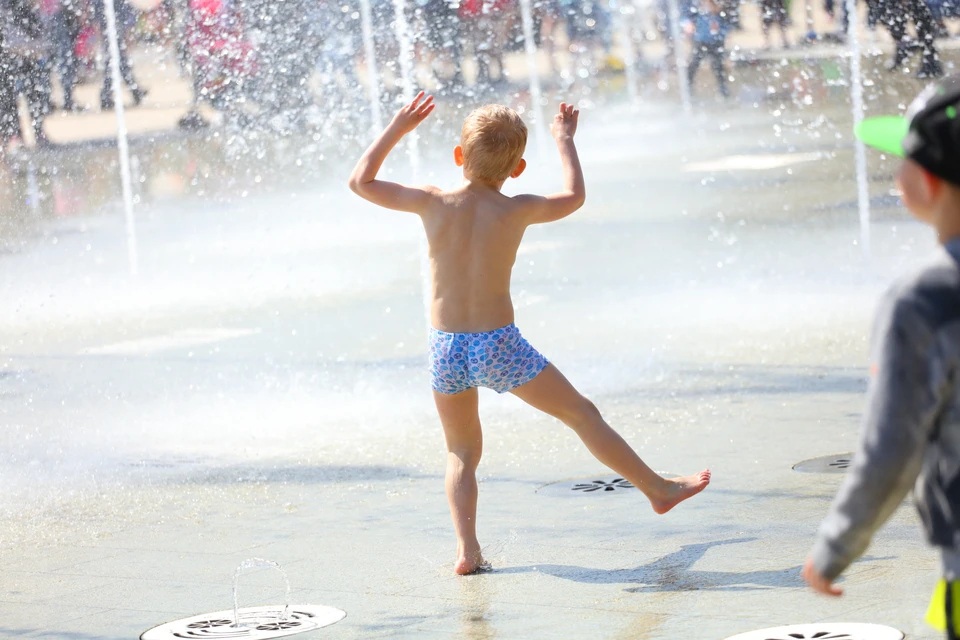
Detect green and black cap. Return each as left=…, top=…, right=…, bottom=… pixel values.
left=856, top=75, right=960, bottom=186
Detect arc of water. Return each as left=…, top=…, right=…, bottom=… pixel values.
left=359, top=0, right=384, bottom=132
left=518, top=0, right=548, bottom=157
left=846, top=0, right=870, bottom=254
left=102, top=0, right=139, bottom=277
left=232, top=558, right=291, bottom=628
left=666, top=0, right=692, bottom=113
left=390, top=0, right=433, bottom=327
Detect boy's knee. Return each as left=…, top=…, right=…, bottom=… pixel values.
left=563, top=397, right=601, bottom=431
left=448, top=447, right=482, bottom=469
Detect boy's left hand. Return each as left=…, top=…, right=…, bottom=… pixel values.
left=802, top=557, right=843, bottom=597
left=390, top=91, right=435, bottom=135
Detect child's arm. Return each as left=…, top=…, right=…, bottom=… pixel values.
left=348, top=92, right=437, bottom=214
left=515, top=103, right=585, bottom=225
left=803, top=293, right=947, bottom=596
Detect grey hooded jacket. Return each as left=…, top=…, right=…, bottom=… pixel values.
left=812, top=237, right=960, bottom=580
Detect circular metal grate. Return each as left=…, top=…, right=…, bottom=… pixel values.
left=792, top=454, right=854, bottom=474
left=536, top=473, right=676, bottom=497
left=723, top=622, right=903, bottom=640
left=140, top=605, right=346, bottom=640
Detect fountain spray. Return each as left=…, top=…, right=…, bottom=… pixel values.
left=102, top=0, right=139, bottom=276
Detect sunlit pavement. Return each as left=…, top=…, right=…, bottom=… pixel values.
left=0, top=36, right=951, bottom=640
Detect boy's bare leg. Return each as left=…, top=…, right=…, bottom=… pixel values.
left=511, top=365, right=710, bottom=514
left=434, top=388, right=486, bottom=575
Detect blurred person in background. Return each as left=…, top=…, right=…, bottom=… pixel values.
left=459, top=0, right=514, bottom=88
left=685, top=0, right=729, bottom=97
left=718, top=0, right=738, bottom=28
left=558, top=0, right=613, bottom=81
left=926, top=0, right=959, bottom=36
left=532, top=0, right=563, bottom=70
left=185, top=0, right=255, bottom=111
left=51, top=0, right=84, bottom=110
left=419, top=0, right=464, bottom=91
left=823, top=0, right=849, bottom=32
left=0, top=9, right=19, bottom=155
left=0, top=0, right=53, bottom=147
left=242, top=0, right=323, bottom=125
left=760, top=0, right=789, bottom=49
left=874, top=0, right=941, bottom=78
left=93, top=0, right=147, bottom=108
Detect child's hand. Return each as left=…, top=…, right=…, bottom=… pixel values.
left=802, top=557, right=843, bottom=597
left=550, top=103, right=579, bottom=140
left=390, top=91, right=435, bottom=135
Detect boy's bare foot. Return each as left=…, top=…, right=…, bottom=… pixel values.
left=455, top=545, right=487, bottom=575
left=650, top=470, right=711, bottom=515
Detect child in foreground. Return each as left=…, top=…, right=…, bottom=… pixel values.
left=349, top=94, right=711, bottom=575
left=803, top=76, right=960, bottom=637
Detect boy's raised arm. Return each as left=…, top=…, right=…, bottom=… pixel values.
left=348, top=92, right=437, bottom=214
left=517, top=103, right=586, bottom=225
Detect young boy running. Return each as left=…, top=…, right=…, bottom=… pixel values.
left=349, top=94, right=711, bottom=575
left=803, top=76, right=960, bottom=637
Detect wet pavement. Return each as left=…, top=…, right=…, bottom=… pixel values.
left=0, top=17, right=953, bottom=640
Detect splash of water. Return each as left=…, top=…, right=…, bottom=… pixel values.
left=846, top=0, right=870, bottom=254
left=232, top=558, right=291, bottom=628
left=358, top=0, right=384, bottom=132
left=666, top=0, right=692, bottom=113
left=391, top=0, right=432, bottom=329
left=102, top=0, right=139, bottom=276
left=518, top=0, right=548, bottom=156
left=390, top=0, right=420, bottom=174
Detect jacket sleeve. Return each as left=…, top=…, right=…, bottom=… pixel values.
left=811, top=292, right=948, bottom=580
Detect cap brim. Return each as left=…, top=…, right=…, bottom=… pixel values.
left=855, top=116, right=909, bottom=158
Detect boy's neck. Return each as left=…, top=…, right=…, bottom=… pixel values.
left=463, top=176, right=505, bottom=192
left=932, top=197, right=960, bottom=245
left=936, top=225, right=960, bottom=246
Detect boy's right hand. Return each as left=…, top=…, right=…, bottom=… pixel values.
left=550, top=103, right=579, bottom=141
left=802, top=557, right=843, bottom=597
left=390, top=91, right=435, bottom=135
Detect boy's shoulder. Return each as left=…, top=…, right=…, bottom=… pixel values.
left=884, top=241, right=960, bottom=330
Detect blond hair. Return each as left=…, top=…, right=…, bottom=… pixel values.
left=460, top=105, right=528, bottom=183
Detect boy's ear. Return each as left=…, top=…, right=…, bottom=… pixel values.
left=510, top=158, right=526, bottom=179
left=454, top=145, right=464, bottom=167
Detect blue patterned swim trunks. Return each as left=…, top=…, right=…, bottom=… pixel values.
left=429, top=324, right=550, bottom=395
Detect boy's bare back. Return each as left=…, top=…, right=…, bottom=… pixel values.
left=421, top=184, right=537, bottom=333
left=349, top=96, right=584, bottom=333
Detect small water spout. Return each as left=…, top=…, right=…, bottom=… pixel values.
left=519, top=0, right=548, bottom=157
left=232, top=558, right=291, bottom=629
left=102, top=0, right=139, bottom=276
left=390, top=0, right=432, bottom=331
left=846, top=0, right=870, bottom=254
left=359, top=0, right=384, bottom=132
left=391, top=0, right=420, bottom=175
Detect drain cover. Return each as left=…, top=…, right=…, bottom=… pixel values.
left=793, top=454, right=854, bottom=474
left=141, top=605, right=346, bottom=640
left=724, top=622, right=903, bottom=640
left=537, top=474, right=676, bottom=497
